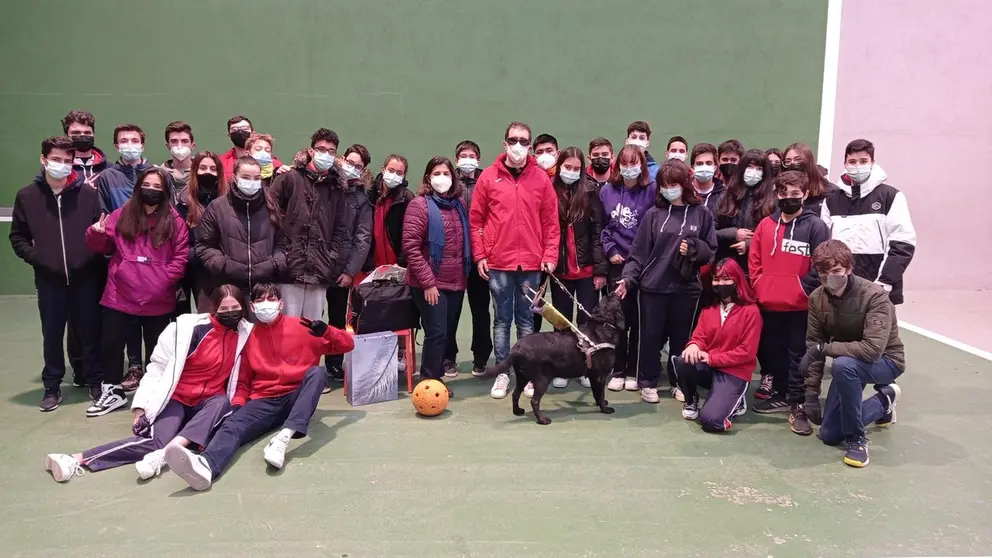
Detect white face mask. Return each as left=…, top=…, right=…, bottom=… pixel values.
left=536, top=153, right=556, bottom=170
left=236, top=177, right=262, bottom=196
left=171, top=145, right=192, bottom=160
left=252, top=300, right=281, bottom=324
left=45, top=160, right=72, bottom=180
left=559, top=168, right=581, bottom=184
left=343, top=163, right=362, bottom=180
left=382, top=171, right=404, bottom=189
left=620, top=166, right=642, bottom=180
left=667, top=152, right=687, bottom=161
left=627, top=138, right=649, bottom=150
left=506, top=143, right=528, bottom=164
left=693, top=164, right=715, bottom=182
left=743, top=168, right=763, bottom=187
left=456, top=157, right=479, bottom=173
left=845, top=164, right=872, bottom=184
left=431, top=174, right=452, bottom=194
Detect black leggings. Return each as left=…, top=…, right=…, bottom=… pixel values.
left=636, top=291, right=699, bottom=389
left=549, top=276, right=598, bottom=327
left=608, top=263, right=639, bottom=378
left=99, top=308, right=171, bottom=385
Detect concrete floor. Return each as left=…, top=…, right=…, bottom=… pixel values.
left=1, top=295, right=991, bottom=557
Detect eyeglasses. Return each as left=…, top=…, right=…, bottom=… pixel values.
left=312, top=147, right=335, bottom=155
left=505, top=137, right=531, bottom=147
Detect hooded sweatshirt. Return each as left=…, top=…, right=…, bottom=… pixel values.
left=621, top=202, right=716, bottom=294
left=820, top=165, right=916, bottom=305
left=695, top=178, right=725, bottom=215
left=96, top=159, right=152, bottom=213
left=748, top=208, right=830, bottom=312
left=72, top=147, right=111, bottom=183
left=599, top=180, right=657, bottom=260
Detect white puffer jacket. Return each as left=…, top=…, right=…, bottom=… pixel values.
left=131, top=313, right=253, bottom=422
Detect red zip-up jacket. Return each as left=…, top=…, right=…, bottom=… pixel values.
left=233, top=314, right=355, bottom=406
left=469, top=154, right=560, bottom=271
left=687, top=302, right=762, bottom=382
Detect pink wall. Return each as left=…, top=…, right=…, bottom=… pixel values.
left=830, top=0, right=992, bottom=290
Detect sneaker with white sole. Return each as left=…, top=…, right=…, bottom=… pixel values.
left=135, top=449, right=166, bottom=480
left=671, top=386, right=685, bottom=402
left=45, top=453, right=84, bottom=483
left=624, top=377, right=638, bottom=391
left=733, top=397, right=747, bottom=417
left=874, top=383, right=901, bottom=427
left=443, top=360, right=459, bottom=378
left=552, top=377, right=568, bottom=389
left=579, top=376, right=591, bottom=388
left=490, top=373, right=511, bottom=399
left=85, top=384, right=128, bottom=417
left=471, top=366, right=487, bottom=377
left=264, top=431, right=292, bottom=469
left=755, top=374, right=774, bottom=400
left=164, top=444, right=213, bottom=491
left=523, top=382, right=535, bottom=398
left=607, top=376, right=625, bottom=391
left=681, top=397, right=699, bottom=420
left=641, top=387, right=660, bottom=403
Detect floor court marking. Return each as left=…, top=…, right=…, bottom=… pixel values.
left=899, top=320, right=992, bottom=362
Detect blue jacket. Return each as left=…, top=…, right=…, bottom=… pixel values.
left=645, top=152, right=660, bottom=183
left=599, top=180, right=657, bottom=259
left=621, top=203, right=717, bottom=294
left=96, top=159, right=151, bottom=213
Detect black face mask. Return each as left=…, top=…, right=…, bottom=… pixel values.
left=719, top=163, right=737, bottom=179
left=196, top=173, right=218, bottom=191
left=72, top=135, right=95, bottom=152
left=230, top=130, right=250, bottom=149
left=139, top=188, right=165, bottom=207
left=770, top=163, right=782, bottom=176
left=777, top=197, right=804, bottom=215
left=590, top=157, right=611, bottom=174
left=215, top=310, right=243, bottom=329
left=713, top=284, right=737, bottom=301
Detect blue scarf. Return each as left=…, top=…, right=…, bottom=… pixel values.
left=427, top=193, right=471, bottom=278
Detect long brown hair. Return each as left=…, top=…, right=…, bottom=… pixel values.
left=716, top=149, right=776, bottom=222
left=229, top=156, right=282, bottom=227
left=553, top=147, right=590, bottom=223
left=783, top=142, right=828, bottom=198
left=186, top=151, right=227, bottom=228
left=117, top=167, right=175, bottom=248
left=609, top=145, right=651, bottom=186
left=417, top=156, right=463, bottom=198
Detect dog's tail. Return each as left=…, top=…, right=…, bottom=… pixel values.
left=485, top=359, right=512, bottom=378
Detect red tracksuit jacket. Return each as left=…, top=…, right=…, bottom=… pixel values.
left=687, top=302, right=762, bottom=382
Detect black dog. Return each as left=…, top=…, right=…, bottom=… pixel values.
left=487, top=294, right=625, bottom=425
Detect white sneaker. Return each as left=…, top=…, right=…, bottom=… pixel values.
left=397, top=358, right=407, bottom=373
left=624, top=377, right=639, bottom=391
left=671, top=386, right=685, bottom=402
left=733, top=397, right=748, bottom=417
left=85, top=383, right=128, bottom=418
left=45, top=453, right=83, bottom=483
left=523, top=382, right=534, bottom=398
left=135, top=449, right=166, bottom=480
left=264, top=432, right=292, bottom=469
left=641, top=387, right=660, bottom=403
left=164, top=444, right=212, bottom=491
left=552, top=377, right=568, bottom=389
left=607, top=377, right=625, bottom=391
left=579, top=376, right=591, bottom=388
left=490, top=373, right=511, bottom=399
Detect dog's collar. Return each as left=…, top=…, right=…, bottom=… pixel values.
left=579, top=341, right=616, bottom=368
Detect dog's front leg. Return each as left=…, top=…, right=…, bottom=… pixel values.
left=590, top=376, right=615, bottom=415
left=530, top=378, right=552, bottom=425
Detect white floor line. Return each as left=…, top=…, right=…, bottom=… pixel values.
left=899, top=320, right=992, bottom=362
left=816, top=0, right=844, bottom=173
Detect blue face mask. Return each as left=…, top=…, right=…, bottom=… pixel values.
left=119, top=144, right=143, bottom=162
left=661, top=187, right=682, bottom=202
left=620, top=166, right=641, bottom=180
left=252, top=150, right=273, bottom=166
left=693, top=164, right=715, bottom=182
left=312, top=151, right=335, bottom=172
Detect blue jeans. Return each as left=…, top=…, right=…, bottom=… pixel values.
left=489, top=270, right=542, bottom=364
left=819, top=355, right=902, bottom=445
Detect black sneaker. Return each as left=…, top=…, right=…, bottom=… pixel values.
left=85, top=384, right=128, bottom=417
left=121, top=365, right=143, bottom=392
left=874, top=384, right=901, bottom=427
left=753, top=393, right=790, bottom=414
left=789, top=404, right=813, bottom=436
left=754, top=374, right=774, bottom=400
left=443, top=360, right=459, bottom=378
left=681, top=397, right=699, bottom=420
left=39, top=388, right=62, bottom=412
left=843, top=436, right=870, bottom=468
left=328, top=365, right=345, bottom=382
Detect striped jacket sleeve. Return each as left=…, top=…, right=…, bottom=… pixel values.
left=876, top=191, right=916, bottom=288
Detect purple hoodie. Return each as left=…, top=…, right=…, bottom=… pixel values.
left=599, top=180, right=657, bottom=259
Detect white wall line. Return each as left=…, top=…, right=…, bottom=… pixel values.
left=899, top=321, right=992, bottom=362
left=0, top=216, right=11, bottom=223
left=817, top=0, right=844, bottom=173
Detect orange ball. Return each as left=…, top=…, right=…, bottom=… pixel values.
left=412, top=379, right=449, bottom=417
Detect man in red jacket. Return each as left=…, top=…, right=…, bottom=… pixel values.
left=469, top=121, right=560, bottom=399
left=165, top=283, right=354, bottom=491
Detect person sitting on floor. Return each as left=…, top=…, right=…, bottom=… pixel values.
left=671, top=258, right=762, bottom=432
left=44, top=284, right=252, bottom=483
left=802, top=239, right=904, bottom=468
left=164, top=282, right=355, bottom=491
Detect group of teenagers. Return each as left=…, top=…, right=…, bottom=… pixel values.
left=10, top=111, right=915, bottom=481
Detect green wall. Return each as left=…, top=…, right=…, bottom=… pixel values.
left=0, top=0, right=827, bottom=294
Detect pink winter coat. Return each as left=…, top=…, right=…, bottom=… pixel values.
left=402, top=195, right=468, bottom=291
left=85, top=206, right=189, bottom=316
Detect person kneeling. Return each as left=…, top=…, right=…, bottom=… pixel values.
left=166, top=283, right=355, bottom=491
left=671, top=258, right=762, bottom=433
left=802, top=240, right=904, bottom=468
left=45, top=285, right=251, bottom=483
